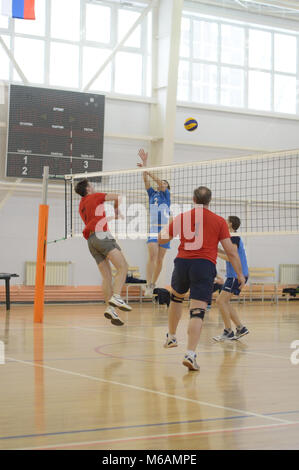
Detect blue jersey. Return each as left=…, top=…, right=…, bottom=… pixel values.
left=226, top=236, right=249, bottom=278
left=147, top=187, right=170, bottom=227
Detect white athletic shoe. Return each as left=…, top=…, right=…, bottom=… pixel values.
left=182, top=353, right=200, bottom=371
left=164, top=333, right=178, bottom=349
left=143, top=285, right=154, bottom=297
left=104, top=306, right=125, bottom=326
left=212, top=329, right=235, bottom=342
left=109, top=294, right=132, bottom=312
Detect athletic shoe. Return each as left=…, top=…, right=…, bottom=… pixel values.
left=182, top=353, right=200, bottom=371
left=104, top=306, right=124, bottom=326
left=164, top=333, right=178, bottom=349
left=234, top=326, right=249, bottom=340
left=109, top=294, right=132, bottom=312
left=143, top=285, right=154, bottom=297
left=212, top=329, right=235, bottom=342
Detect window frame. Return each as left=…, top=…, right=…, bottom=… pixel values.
left=0, top=0, right=152, bottom=98
left=178, top=11, right=299, bottom=116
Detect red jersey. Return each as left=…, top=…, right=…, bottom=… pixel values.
left=168, top=207, right=230, bottom=264
left=79, top=193, right=108, bottom=240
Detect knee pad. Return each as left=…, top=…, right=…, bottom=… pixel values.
left=170, top=293, right=183, bottom=303
left=190, top=308, right=205, bottom=320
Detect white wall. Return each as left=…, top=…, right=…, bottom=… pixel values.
left=1, top=85, right=299, bottom=287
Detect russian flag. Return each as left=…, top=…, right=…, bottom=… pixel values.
left=1, top=0, right=35, bottom=20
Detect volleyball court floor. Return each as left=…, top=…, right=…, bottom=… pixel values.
left=0, top=301, right=299, bottom=450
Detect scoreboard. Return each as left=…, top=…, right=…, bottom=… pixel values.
left=6, top=85, right=105, bottom=179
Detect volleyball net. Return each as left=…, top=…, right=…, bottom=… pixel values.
left=64, top=149, right=299, bottom=240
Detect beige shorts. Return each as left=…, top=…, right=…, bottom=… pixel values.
left=87, top=232, right=121, bottom=264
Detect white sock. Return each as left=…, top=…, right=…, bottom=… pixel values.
left=168, top=333, right=176, bottom=340
left=186, top=350, right=196, bottom=357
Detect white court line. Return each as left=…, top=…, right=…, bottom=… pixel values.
left=7, top=356, right=291, bottom=425
left=18, top=421, right=299, bottom=450
left=223, top=348, right=289, bottom=361
left=68, top=324, right=290, bottom=361
left=5, top=319, right=290, bottom=361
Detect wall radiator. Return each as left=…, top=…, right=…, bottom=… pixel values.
left=279, top=264, right=299, bottom=284
left=25, top=261, right=72, bottom=286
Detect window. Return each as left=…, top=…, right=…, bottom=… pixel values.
left=118, top=9, right=141, bottom=48
left=274, top=75, right=297, bottom=114
left=274, top=34, right=297, bottom=74
left=0, top=14, right=8, bottom=29
left=192, top=63, right=217, bottom=104
left=193, top=20, right=218, bottom=61
left=2, top=1, right=151, bottom=98
left=221, top=67, right=244, bottom=107
left=51, top=0, right=80, bottom=42
left=50, top=42, right=79, bottom=88
left=248, top=29, right=271, bottom=70
left=115, top=52, right=142, bottom=95
left=13, top=37, right=45, bottom=84
left=221, top=25, right=244, bottom=66
left=178, top=60, right=190, bottom=101
left=179, top=12, right=299, bottom=115
left=85, top=4, right=111, bottom=43
left=82, top=47, right=111, bottom=92
left=180, top=17, right=190, bottom=58
left=0, top=35, right=10, bottom=80
left=248, top=71, right=271, bottom=111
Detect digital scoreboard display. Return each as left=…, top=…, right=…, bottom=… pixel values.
left=6, top=85, right=105, bottom=179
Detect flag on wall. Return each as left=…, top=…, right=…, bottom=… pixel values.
left=1, top=0, right=35, bottom=20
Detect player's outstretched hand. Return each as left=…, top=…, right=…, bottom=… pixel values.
left=238, top=274, right=246, bottom=291
left=138, top=148, right=148, bottom=166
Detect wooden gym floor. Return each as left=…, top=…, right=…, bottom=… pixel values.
left=0, top=301, right=298, bottom=450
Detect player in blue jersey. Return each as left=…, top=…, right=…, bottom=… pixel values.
left=138, top=148, right=171, bottom=296
left=213, top=216, right=249, bottom=341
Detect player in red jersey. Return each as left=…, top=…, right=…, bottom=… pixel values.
left=75, top=179, right=131, bottom=326
left=158, top=186, right=245, bottom=371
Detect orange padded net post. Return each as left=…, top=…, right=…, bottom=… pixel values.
left=34, top=167, right=49, bottom=323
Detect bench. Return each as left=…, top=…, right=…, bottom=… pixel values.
left=248, top=268, right=278, bottom=303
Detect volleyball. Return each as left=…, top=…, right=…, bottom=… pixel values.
left=184, top=118, right=198, bottom=132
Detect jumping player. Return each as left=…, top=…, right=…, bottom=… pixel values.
left=137, top=148, right=171, bottom=296
left=75, top=179, right=131, bottom=326
left=213, top=216, right=249, bottom=341
left=158, top=187, right=245, bottom=371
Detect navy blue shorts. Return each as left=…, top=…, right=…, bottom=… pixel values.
left=222, top=277, right=248, bottom=296
left=171, top=258, right=216, bottom=303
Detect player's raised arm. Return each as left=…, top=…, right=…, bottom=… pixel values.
left=105, top=193, right=122, bottom=219
left=144, top=169, right=164, bottom=191
left=137, top=148, right=151, bottom=190
left=220, top=238, right=245, bottom=290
